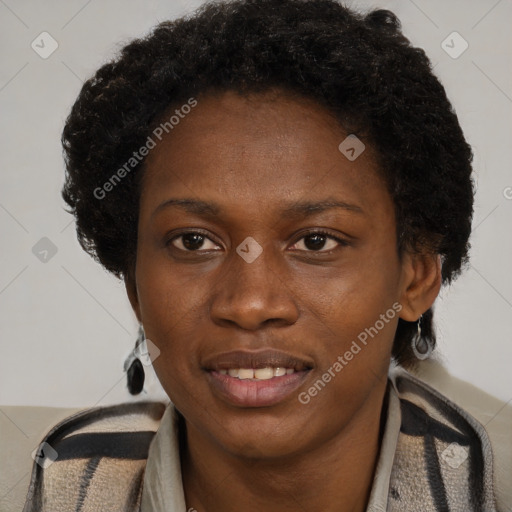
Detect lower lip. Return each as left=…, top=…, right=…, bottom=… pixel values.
left=207, top=370, right=311, bottom=407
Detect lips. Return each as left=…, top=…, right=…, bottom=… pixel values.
left=203, top=349, right=313, bottom=407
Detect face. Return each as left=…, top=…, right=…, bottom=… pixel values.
left=128, top=88, right=413, bottom=459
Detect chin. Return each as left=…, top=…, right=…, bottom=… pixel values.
left=208, top=409, right=314, bottom=460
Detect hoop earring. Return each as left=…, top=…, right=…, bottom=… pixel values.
left=124, top=325, right=145, bottom=395
left=411, top=315, right=431, bottom=360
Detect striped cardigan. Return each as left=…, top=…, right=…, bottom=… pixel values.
left=22, top=401, right=165, bottom=512
left=22, top=369, right=500, bottom=511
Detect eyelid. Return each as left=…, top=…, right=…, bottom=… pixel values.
left=289, top=229, right=349, bottom=253
left=167, top=229, right=222, bottom=251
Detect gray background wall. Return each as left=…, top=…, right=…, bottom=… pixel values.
left=1, top=0, right=511, bottom=407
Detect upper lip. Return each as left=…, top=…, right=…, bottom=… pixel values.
left=203, top=349, right=314, bottom=372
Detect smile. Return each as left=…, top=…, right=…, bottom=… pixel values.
left=207, top=369, right=311, bottom=407
left=203, top=349, right=314, bottom=407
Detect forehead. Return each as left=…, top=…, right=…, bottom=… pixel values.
left=139, top=89, right=390, bottom=220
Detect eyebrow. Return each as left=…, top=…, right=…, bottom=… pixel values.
left=152, top=197, right=364, bottom=219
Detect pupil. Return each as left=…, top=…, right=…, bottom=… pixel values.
left=304, top=234, right=326, bottom=251
left=183, top=233, right=204, bottom=250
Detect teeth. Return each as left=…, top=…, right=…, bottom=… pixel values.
left=220, top=367, right=296, bottom=379
left=254, top=368, right=274, bottom=380
left=238, top=368, right=254, bottom=379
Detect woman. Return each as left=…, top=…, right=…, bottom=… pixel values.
left=22, top=0, right=510, bottom=510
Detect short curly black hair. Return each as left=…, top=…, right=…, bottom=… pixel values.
left=61, top=0, right=474, bottom=367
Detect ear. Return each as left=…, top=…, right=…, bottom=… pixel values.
left=398, top=252, right=442, bottom=322
left=125, top=272, right=142, bottom=324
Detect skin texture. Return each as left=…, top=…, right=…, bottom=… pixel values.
left=126, top=88, right=441, bottom=512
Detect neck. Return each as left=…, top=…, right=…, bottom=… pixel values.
left=180, top=382, right=389, bottom=512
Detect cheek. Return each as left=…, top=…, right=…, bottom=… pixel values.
left=135, top=255, right=204, bottom=381
left=295, top=249, right=401, bottom=384
left=145, top=299, right=205, bottom=411
left=302, top=250, right=400, bottom=334
left=136, top=245, right=200, bottom=326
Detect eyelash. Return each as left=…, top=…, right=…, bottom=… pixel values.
left=166, top=229, right=349, bottom=255
left=292, top=229, right=349, bottom=253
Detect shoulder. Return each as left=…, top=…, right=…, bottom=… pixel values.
left=1, top=404, right=83, bottom=512
left=394, top=360, right=512, bottom=512
left=9, top=401, right=166, bottom=512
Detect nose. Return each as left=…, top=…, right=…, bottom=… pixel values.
left=209, top=242, right=299, bottom=330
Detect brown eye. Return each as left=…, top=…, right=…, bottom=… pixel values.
left=290, top=230, right=347, bottom=253
left=168, top=232, right=220, bottom=252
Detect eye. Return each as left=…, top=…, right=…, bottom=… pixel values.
left=289, top=230, right=348, bottom=253
left=168, top=231, right=221, bottom=252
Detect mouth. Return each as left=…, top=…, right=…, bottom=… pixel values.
left=203, top=349, right=313, bottom=407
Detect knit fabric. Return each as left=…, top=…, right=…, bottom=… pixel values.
left=385, top=370, right=497, bottom=511
left=22, top=401, right=165, bottom=512
left=22, top=368, right=500, bottom=511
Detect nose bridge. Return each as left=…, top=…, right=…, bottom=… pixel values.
left=233, top=237, right=274, bottom=288
left=210, top=237, right=298, bottom=329
left=226, top=237, right=280, bottom=302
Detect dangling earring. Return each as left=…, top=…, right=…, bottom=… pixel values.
left=411, top=315, right=431, bottom=360
left=124, top=325, right=145, bottom=395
